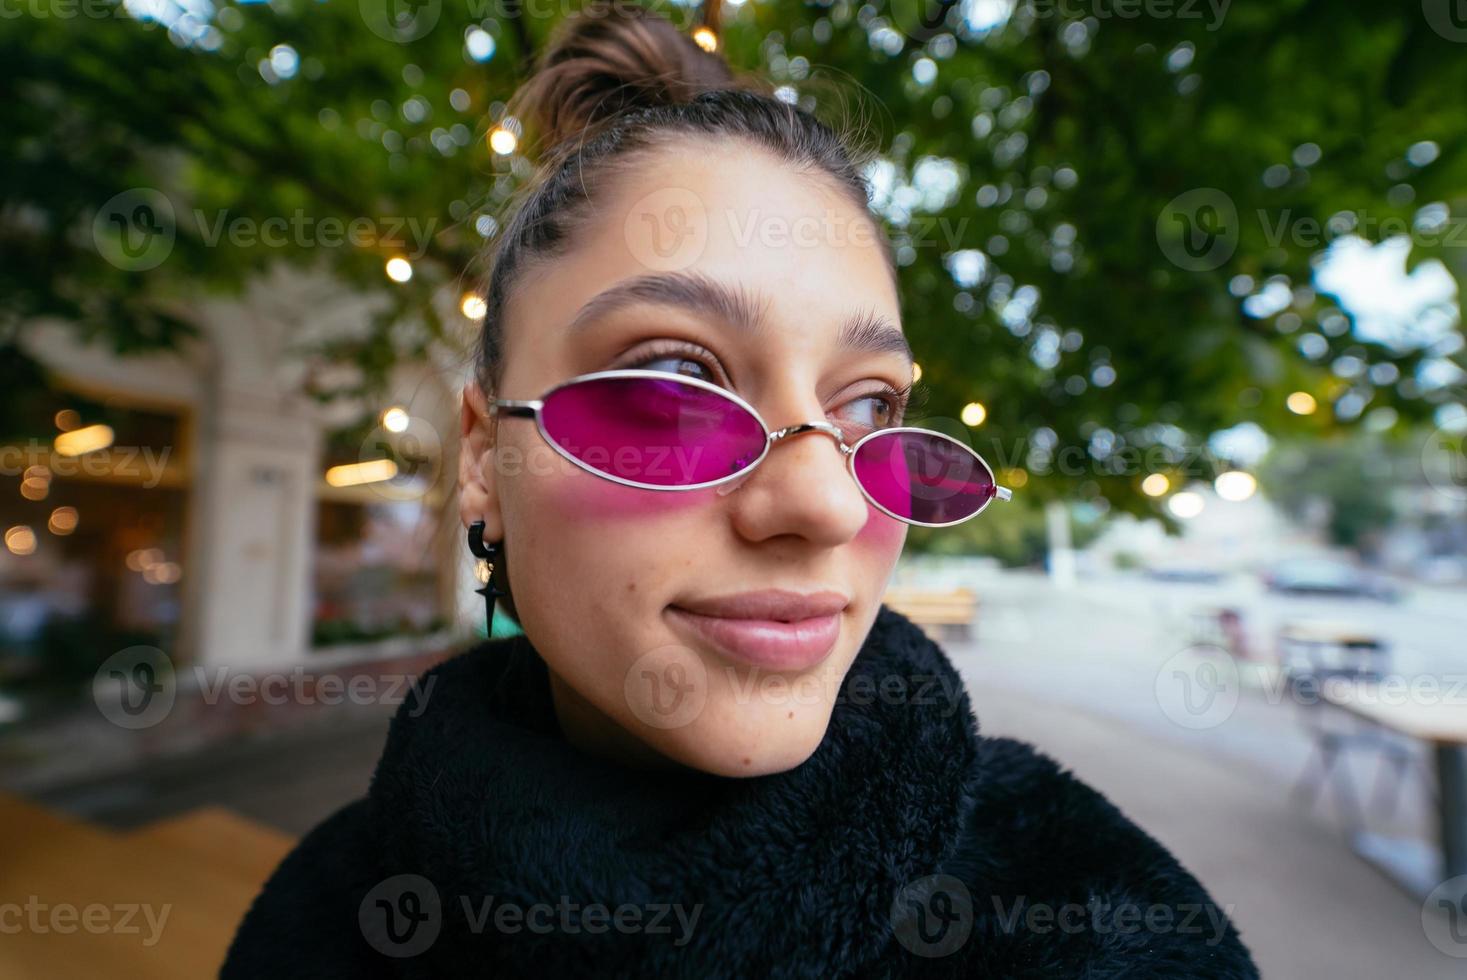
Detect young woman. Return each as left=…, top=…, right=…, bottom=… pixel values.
left=224, top=4, right=1258, bottom=976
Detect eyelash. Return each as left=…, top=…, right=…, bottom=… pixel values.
left=619, top=339, right=923, bottom=422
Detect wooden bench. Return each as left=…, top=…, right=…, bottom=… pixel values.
left=882, top=586, right=980, bottom=643
left=0, top=794, right=294, bottom=979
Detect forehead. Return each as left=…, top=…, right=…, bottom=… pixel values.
left=504, top=141, right=903, bottom=372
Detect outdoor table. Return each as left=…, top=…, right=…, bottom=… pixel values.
left=1277, top=620, right=1388, bottom=674
left=1321, top=678, right=1467, bottom=898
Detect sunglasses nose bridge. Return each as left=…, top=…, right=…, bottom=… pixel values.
left=766, top=420, right=853, bottom=454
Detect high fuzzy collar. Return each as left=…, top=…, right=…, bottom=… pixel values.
left=365, top=605, right=979, bottom=977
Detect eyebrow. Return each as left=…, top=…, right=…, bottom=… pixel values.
left=566, top=272, right=913, bottom=366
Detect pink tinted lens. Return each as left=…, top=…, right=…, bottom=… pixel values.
left=539, top=375, right=767, bottom=487
left=852, top=430, right=995, bottom=524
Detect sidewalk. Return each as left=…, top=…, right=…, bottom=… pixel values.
left=964, top=676, right=1460, bottom=978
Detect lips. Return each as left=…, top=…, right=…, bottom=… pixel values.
left=665, top=589, right=849, bottom=671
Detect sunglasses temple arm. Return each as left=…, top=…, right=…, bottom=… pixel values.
left=489, top=400, right=540, bottom=419
left=993, top=485, right=1014, bottom=502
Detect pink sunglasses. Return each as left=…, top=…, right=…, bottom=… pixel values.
left=489, top=369, right=1013, bottom=527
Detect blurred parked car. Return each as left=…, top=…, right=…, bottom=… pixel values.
left=1261, top=558, right=1401, bottom=602
left=1143, top=563, right=1227, bottom=584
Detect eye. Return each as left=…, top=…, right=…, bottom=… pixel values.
left=832, top=384, right=910, bottom=434
left=619, top=340, right=724, bottom=385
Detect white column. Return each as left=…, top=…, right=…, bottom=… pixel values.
left=186, top=385, right=321, bottom=668
left=1046, top=499, right=1077, bottom=589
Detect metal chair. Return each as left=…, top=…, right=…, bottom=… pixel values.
left=1281, top=622, right=1431, bottom=829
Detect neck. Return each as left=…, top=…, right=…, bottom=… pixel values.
left=546, top=667, right=688, bottom=773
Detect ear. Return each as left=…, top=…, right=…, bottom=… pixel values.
left=458, top=382, right=503, bottom=539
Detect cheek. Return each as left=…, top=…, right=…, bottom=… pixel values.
left=857, top=503, right=907, bottom=557
left=533, top=467, right=718, bottom=522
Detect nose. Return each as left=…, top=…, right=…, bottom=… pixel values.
left=725, top=417, right=872, bottom=547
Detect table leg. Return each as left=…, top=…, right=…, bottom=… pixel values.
left=1438, top=742, right=1467, bottom=882
left=1349, top=742, right=1467, bottom=900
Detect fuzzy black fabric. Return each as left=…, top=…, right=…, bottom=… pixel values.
left=222, top=604, right=1259, bottom=979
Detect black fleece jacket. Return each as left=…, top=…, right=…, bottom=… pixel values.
left=222, top=604, right=1260, bottom=978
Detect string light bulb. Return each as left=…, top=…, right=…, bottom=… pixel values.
left=488, top=126, right=518, bottom=155
left=461, top=293, right=487, bottom=320
left=692, top=26, right=718, bottom=52
left=385, top=257, right=413, bottom=283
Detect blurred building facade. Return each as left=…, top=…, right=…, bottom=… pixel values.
left=3, top=268, right=470, bottom=693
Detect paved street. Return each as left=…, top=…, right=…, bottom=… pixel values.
left=946, top=567, right=1467, bottom=978
left=23, top=566, right=1467, bottom=976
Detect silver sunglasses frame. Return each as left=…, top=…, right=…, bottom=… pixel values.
left=489, top=368, right=1014, bottom=528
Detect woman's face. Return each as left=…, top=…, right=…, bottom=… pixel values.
left=459, top=140, right=911, bottom=776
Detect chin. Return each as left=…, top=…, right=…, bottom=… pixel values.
left=650, top=704, right=832, bottom=778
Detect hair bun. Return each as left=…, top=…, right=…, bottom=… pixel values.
left=509, top=1, right=747, bottom=153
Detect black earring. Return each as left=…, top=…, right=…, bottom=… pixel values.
left=467, top=521, right=507, bottom=637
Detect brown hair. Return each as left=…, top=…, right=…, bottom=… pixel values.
left=472, top=0, right=895, bottom=394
